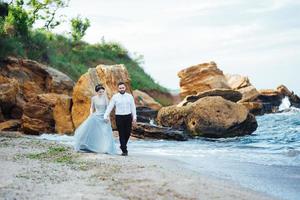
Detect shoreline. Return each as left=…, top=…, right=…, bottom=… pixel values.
left=0, top=132, right=275, bottom=200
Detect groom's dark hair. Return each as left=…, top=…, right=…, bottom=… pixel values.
left=118, top=81, right=125, bottom=86
left=95, top=84, right=105, bottom=92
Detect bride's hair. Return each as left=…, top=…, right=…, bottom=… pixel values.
left=95, top=84, right=109, bottom=105
left=95, top=84, right=105, bottom=92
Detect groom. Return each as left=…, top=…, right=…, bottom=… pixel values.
left=104, top=82, right=137, bottom=156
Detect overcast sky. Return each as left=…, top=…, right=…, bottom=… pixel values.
left=51, top=0, right=300, bottom=94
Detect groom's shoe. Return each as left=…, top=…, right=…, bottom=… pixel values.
left=121, top=152, right=128, bottom=156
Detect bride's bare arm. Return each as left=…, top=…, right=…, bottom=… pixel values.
left=90, top=97, right=95, bottom=114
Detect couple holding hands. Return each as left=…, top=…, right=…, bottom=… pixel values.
left=74, top=82, right=136, bottom=156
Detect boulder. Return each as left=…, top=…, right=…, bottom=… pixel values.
left=72, top=65, right=132, bottom=128
left=21, top=93, right=62, bottom=134
left=277, top=85, right=300, bottom=108
left=0, top=57, right=74, bottom=96
left=0, top=76, right=19, bottom=113
left=0, top=119, right=21, bottom=131
left=0, top=57, right=75, bottom=129
left=225, top=74, right=252, bottom=90
left=132, top=122, right=188, bottom=141
left=157, top=96, right=257, bottom=138
left=21, top=81, right=44, bottom=101
left=225, top=74, right=260, bottom=103
left=133, top=90, right=162, bottom=110
left=178, top=61, right=230, bottom=97
left=157, top=105, right=189, bottom=130
left=177, top=89, right=242, bottom=107
left=254, top=89, right=283, bottom=113
left=53, top=95, right=74, bottom=134
left=237, top=86, right=260, bottom=103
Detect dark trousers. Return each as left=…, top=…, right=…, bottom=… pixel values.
left=115, top=114, right=132, bottom=153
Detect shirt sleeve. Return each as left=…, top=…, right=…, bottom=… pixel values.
left=130, top=95, right=137, bottom=120
left=104, top=95, right=115, bottom=120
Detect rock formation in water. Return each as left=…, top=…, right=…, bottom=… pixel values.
left=178, top=61, right=230, bottom=97
left=178, top=61, right=300, bottom=115
left=132, top=122, right=188, bottom=141
left=158, top=96, right=257, bottom=138
left=177, top=89, right=242, bottom=107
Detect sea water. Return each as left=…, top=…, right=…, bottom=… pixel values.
left=38, top=99, right=300, bottom=200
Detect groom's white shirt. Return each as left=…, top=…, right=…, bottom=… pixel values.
left=104, top=92, right=137, bottom=120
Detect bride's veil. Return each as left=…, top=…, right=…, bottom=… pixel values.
left=103, top=90, right=109, bottom=106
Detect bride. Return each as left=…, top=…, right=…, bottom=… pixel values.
left=74, top=84, right=117, bottom=154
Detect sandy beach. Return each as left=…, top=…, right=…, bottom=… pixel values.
left=0, top=132, right=275, bottom=200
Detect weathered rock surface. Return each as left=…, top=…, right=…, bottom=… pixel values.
left=225, top=74, right=252, bottom=90
left=72, top=64, right=132, bottom=128
left=157, top=96, right=257, bottom=138
left=0, top=57, right=75, bottom=133
left=21, top=94, right=62, bottom=134
left=0, top=107, right=4, bottom=122
left=53, top=95, right=74, bottom=134
left=133, top=90, right=162, bottom=110
left=277, top=85, right=300, bottom=108
left=237, top=86, right=260, bottom=103
left=178, top=61, right=230, bottom=97
left=132, top=122, right=188, bottom=141
left=0, top=119, right=21, bottom=131
left=178, top=89, right=242, bottom=107
left=177, top=62, right=300, bottom=115
left=0, top=76, right=19, bottom=117
left=0, top=57, right=74, bottom=96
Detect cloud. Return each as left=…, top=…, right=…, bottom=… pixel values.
left=51, top=0, right=300, bottom=94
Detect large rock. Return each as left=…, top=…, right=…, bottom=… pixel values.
left=0, top=57, right=78, bottom=135
left=0, top=57, right=75, bottom=134
left=225, top=74, right=252, bottom=90
left=157, top=96, right=257, bottom=138
left=133, top=90, right=162, bottom=110
left=225, top=74, right=260, bottom=103
left=177, top=89, right=242, bottom=107
left=0, top=57, right=74, bottom=96
left=237, top=86, right=260, bottom=103
left=72, top=65, right=132, bottom=128
left=277, top=85, right=300, bottom=108
left=132, top=122, right=188, bottom=141
left=53, top=95, right=74, bottom=134
left=254, top=89, right=284, bottom=113
left=178, top=61, right=230, bottom=97
left=157, top=105, right=189, bottom=130
left=0, top=76, right=19, bottom=116
left=21, top=93, right=63, bottom=134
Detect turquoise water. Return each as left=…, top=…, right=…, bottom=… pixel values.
left=131, top=108, right=300, bottom=167
left=39, top=106, right=300, bottom=200
left=129, top=107, right=300, bottom=200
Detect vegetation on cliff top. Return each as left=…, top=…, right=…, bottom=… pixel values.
left=0, top=0, right=172, bottom=105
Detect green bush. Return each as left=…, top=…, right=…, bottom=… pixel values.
left=0, top=29, right=169, bottom=96
left=5, top=4, right=31, bottom=37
